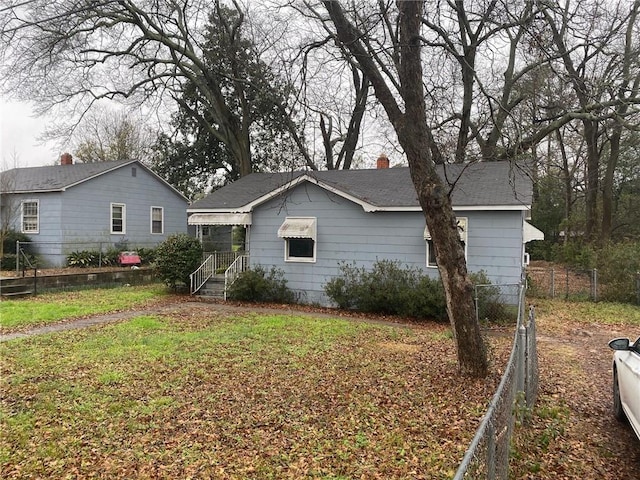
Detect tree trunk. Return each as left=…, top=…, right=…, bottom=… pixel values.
left=601, top=122, right=622, bottom=242
left=583, top=120, right=599, bottom=240
left=323, top=0, right=488, bottom=377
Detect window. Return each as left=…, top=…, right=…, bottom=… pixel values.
left=111, top=203, right=126, bottom=234
left=151, top=207, right=163, bottom=234
left=21, top=200, right=39, bottom=233
left=277, top=217, right=317, bottom=262
left=424, top=217, right=467, bottom=268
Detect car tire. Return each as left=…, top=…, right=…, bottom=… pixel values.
left=613, top=367, right=627, bottom=422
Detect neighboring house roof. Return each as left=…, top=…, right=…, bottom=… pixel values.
left=188, top=161, right=533, bottom=214
left=2, top=160, right=188, bottom=201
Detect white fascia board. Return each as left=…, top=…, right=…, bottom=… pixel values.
left=187, top=173, right=531, bottom=214
left=187, top=207, right=252, bottom=214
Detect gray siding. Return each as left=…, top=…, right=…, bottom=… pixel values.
left=6, top=164, right=188, bottom=267
left=249, top=182, right=524, bottom=306
left=5, top=192, right=64, bottom=265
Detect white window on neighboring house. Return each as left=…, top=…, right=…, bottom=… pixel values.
left=277, top=217, right=317, bottom=262
left=424, top=217, right=467, bottom=268
left=21, top=200, right=39, bottom=233
left=111, top=203, right=126, bottom=234
left=151, top=206, right=163, bottom=234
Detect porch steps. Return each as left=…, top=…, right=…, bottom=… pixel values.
left=198, top=274, right=225, bottom=299
left=0, top=278, right=35, bottom=299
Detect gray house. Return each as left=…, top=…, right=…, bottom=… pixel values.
left=1, top=154, right=189, bottom=267
left=187, top=160, right=543, bottom=305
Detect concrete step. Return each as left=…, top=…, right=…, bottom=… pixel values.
left=0, top=283, right=35, bottom=298
left=198, top=276, right=225, bottom=298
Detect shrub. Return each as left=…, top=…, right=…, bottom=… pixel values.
left=153, top=234, right=203, bottom=290
left=67, top=250, right=98, bottom=268
left=595, top=241, right=640, bottom=303
left=469, top=270, right=506, bottom=320
left=226, top=266, right=295, bottom=304
left=1, top=229, right=31, bottom=255
left=136, top=247, right=157, bottom=265
left=324, top=260, right=448, bottom=321
left=550, top=241, right=595, bottom=269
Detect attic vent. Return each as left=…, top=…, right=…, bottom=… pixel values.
left=132, top=167, right=137, bottom=177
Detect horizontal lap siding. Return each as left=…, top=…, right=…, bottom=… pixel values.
left=466, top=211, right=524, bottom=285
left=250, top=183, right=525, bottom=306
left=61, top=166, right=188, bottom=249
left=250, top=184, right=427, bottom=305
left=9, top=192, right=64, bottom=267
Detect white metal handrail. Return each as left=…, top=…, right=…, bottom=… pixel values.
left=189, top=254, right=215, bottom=295
left=224, top=254, right=249, bottom=300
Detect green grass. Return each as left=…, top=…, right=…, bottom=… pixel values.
left=0, top=312, right=486, bottom=479
left=0, top=284, right=169, bottom=329
left=532, top=298, right=640, bottom=326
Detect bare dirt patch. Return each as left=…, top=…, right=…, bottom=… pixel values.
left=510, top=307, right=640, bottom=479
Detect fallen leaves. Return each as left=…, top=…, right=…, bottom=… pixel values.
left=1, top=310, right=509, bottom=479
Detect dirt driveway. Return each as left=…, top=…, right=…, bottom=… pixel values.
left=2, top=299, right=639, bottom=477
left=511, top=312, right=640, bottom=479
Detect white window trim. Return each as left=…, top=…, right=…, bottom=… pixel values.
left=425, top=217, right=468, bottom=268
left=278, top=216, right=317, bottom=263
left=110, top=203, right=126, bottom=235
left=21, top=199, right=39, bottom=234
left=150, top=206, right=164, bottom=234
left=284, top=237, right=317, bottom=263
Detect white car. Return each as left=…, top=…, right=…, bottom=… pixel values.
left=609, top=337, right=640, bottom=440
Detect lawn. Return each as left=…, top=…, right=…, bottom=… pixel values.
left=3, top=289, right=638, bottom=479
left=0, top=308, right=510, bottom=479
left=0, top=284, right=172, bottom=330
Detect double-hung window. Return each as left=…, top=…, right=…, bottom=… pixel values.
left=151, top=207, right=163, bottom=234
left=111, top=203, right=126, bottom=234
left=21, top=200, right=39, bottom=233
left=277, top=217, right=317, bottom=262
left=424, top=217, right=467, bottom=268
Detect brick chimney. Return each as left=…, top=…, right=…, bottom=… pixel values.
left=376, top=153, right=389, bottom=169
left=60, top=152, right=73, bottom=165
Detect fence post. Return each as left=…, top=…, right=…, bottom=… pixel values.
left=486, top=421, right=496, bottom=480
left=517, top=324, right=526, bottom=398
left=16, top=240, right=20, bottom=276
left=565, top=268, right=569, bottom=300
left=592, top=268, right=598, bottom=302
left=550, top=268, right=555, bottom=298
left=474, top=285, right=479, bottom=325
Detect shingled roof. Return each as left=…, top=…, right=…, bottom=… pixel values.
left=2, top=160, right=187, bottom=200
left=189, top=161, right=532, bottom=212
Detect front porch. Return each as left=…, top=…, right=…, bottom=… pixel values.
left=189, top=251, right=249, bottom=298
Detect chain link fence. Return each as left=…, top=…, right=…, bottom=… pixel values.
left=14, top=240, right=162, bottom=272
left=454, top=284, right=538, bottom=480
left=527, top=266, right=640, bottom=304
left=474, top=283, right=522, bottom=326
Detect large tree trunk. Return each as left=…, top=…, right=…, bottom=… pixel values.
left=323, top=0, right=488, bottom=377
left=397, top=3, right=487, bottom=376
left=404, top=137, right=488, bottom=377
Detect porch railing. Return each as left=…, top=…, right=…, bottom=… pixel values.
left=224, top=254, right=249, bottom=300
left=190, top=251, right=246, bottom=295
left=189, top=254, right=215, bottom=295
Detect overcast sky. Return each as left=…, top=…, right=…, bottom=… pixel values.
left=1, top=98, right=61, bottom=170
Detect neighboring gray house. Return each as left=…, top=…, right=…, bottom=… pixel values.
left=1, top=154, right=189, bottom=267
left=187, top=160, right=543, bottom=306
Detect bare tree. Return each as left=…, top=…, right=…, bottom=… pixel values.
left=536, top=0, right=640, bottom=241
left=0, top=0, right=301, bottom=177
left=314, top=1, right=489, bottom=376
left=71, top=108, right=154, bottom=163
left=0, top=153, right=21, bottom=259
